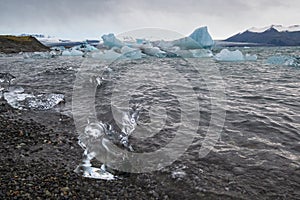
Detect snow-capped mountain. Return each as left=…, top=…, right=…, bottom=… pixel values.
left=225, top=25, right=300, bottom=46
left=247, top=25, right=300, bottom=33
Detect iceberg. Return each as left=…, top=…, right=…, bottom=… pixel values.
left=266, top=55, right=300, bottom=67
left=89, top=46, right=144, bottom=60
left=49, top=46, right=65, bottom=56
left=91, top=49, right=122, bottom=60
left=101, top=33, right=124, bottom=49
left=141, top=45, right=167, bottom=58
left=121, top=46, right=144, bottom=59
left=51, top=46, right=65, bottom=51
left=72, top=43, right=98, bottom=52
left=62, top=49, right=84, bottom=56
left=245, top=54, right=258, bottom=61
left=189, top=27, right=215, bottom=48
left=170, top=47, right=213, bottom=58
left=172, top=27, right=214, bottom=49
left=215, top=49, right=257, bottom=62
left=215, top=49, right=244, bottom=61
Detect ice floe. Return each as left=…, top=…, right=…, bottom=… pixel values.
left=215, top=49, right=257, bottom=62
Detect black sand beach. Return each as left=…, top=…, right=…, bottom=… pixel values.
left=1, top=97, right=299, bottom=199
left=0, top=99, right=233, bottom=199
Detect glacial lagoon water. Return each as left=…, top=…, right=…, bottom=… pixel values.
left=0, top=46, right=299, bottom=196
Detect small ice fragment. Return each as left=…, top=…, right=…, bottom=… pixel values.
left=171, top=171, right=187, bottom=179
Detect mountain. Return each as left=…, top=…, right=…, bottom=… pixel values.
left=225, top=25, right=300, bottom=46
left=0, top=35, right=49, bottom=53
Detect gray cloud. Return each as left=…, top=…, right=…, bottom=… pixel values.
left=0, top=0, right=299, bottom=39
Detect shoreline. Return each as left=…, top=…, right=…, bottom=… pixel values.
left=1, top=98, right=299, bottom=199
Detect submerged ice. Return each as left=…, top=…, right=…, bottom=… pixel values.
left=267, top=55, right=300, bottom=67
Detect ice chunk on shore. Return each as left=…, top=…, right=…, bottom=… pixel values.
left=26, top=93, right=65, bottom=110
left=172, top=27, right=214, bottom=49
left=4, top=90, right=34, bottom=109
left=4, top=88, right=64, bottom=110
left=267, top=55, right=299, bottom=67
left=215, top=49, right=257, bottom=62
left=101, top=33, right=124, bottom=49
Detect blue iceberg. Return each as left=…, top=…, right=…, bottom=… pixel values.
left=189, top=27, right=215, bottom=48
left=101, top=33, right=124, bottom=49
left=172, top=27, right=214, bottom=49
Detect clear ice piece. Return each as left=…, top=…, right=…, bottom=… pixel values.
left=74, top=149, right=115, bottom=180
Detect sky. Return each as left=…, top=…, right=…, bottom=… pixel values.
left=0, top=0, right=299, bottom=40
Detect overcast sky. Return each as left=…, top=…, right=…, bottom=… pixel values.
left=0, top=0, right=299, bottom=40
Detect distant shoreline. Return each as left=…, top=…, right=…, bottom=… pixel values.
left=0, top=35, right=49, bottom=53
